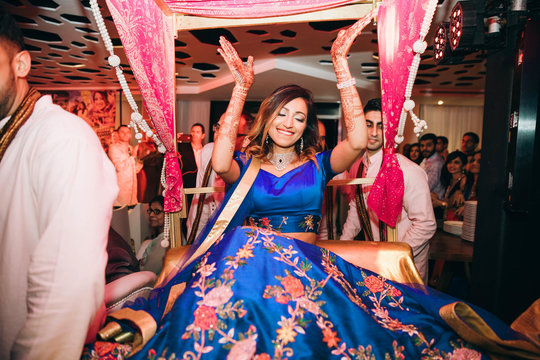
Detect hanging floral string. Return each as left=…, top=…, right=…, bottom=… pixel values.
left=393, top=0, right=438, bottom=146
left=88, top=0, right=166, bottom=154
left=89, top=0, right=171, bottom=248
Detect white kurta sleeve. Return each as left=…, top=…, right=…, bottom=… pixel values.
left=11, top=125, right=118, bottom=359
left=400, top=161, right=437, bottom=282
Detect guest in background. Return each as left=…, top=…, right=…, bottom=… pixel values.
left=432, top=150, right=468, bottom=220
left=420, top=133, right=445, bottom=201
left=436, top=135, right=449, bottom=161
left=317, top=120, right=327, bottom=151
left=137, top=196, right=167, bottom=276
left=406, top=142, right=423, bottom=165
left=401, top=142, right=411, bottom=157
left=109, top=125, right=142, bottom=207
left=190, top=122, right=205, bottom=170
left=461, top=131, right=480, bottom=170
left=465, top=150, right=481, bottom=200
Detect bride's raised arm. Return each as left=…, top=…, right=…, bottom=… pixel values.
left=211, top=36, right=254, bottom=184
left=329, top=9, right=377, bottom=174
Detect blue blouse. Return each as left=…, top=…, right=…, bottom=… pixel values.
left=235, top=150, right=337, bottom=234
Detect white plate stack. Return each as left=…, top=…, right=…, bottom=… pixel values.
left=443, top=220, right=463, bottom=236
left=461, top=200, right=477, bottom=242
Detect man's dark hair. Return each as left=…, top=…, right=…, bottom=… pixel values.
left=363, top=98, right=382, bottom=114
left=463, top=132, right=479, bottom=144
left=117, top=124, right=128, bottom=131
left=192, top=122, right=205, bottom=134
left=0, top=10, right=26, bottom=53
left=436, top=136, right=448, bottom=145
left=419, top=133, right=437, bottom=143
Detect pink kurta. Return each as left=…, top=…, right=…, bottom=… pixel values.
left=108, top=142, right=142, bottom=206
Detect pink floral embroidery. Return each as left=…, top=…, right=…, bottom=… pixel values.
left=203, top=285, right=233, bottom=307
left=254, top=354, right=271, bottom=360
left=226, top=337, right=257, bottom=360
left=260, top=217, right=271, bottom=228
left=388, top=286, right=402, bottom=297
left=281, top=275, right=304, bottom=298
left=448, top=347, right=482, bottom=360
left=193, top=305, right=218, bottom=331
left=322, top=327, right=341, bottom=348
left=364, top=275, right=385, bottom=293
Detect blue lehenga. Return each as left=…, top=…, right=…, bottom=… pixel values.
left=83, top=151, right=537, bottom=359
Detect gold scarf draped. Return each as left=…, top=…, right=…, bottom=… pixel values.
left=0, top=88, right=41, bottom=163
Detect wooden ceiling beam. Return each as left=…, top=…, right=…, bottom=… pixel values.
left=174, top=2, right=374, bottom=32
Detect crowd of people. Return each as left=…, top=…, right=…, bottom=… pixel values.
left=405, top=131, right=481, bottom=221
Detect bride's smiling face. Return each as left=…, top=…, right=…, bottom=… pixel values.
left=267, top=97, right=307, bottom=153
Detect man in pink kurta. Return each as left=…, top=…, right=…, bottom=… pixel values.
left=340, top=99, right=436, bottom=283
left=108, top=125, right=142, bottom=207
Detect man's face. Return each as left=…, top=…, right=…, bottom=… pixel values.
left=0, top=42, right=17, bottom=120
left=436, top=138, right=447, bottom=153
left=420, top=139, right=435, bottom=158
left=190, top=125, right=205, bottom=146
left=118, top=126, right=132, bottom=143
left=366, top=110, right=383, bottom=154
left=461, top=135, right=477, bottom=154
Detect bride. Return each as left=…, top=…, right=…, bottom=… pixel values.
left=84, top=12, right=539, bottom=360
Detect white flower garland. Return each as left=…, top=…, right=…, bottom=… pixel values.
left=88, top=0, right=166, bottom=154
left=394, top=0, right=438, bottom=146
left=90, top=0, right=171, bottom=248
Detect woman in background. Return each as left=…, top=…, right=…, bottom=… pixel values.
left=137, top=195, right=167, bottom=276
left=406, top=142, right=423, bottom=165
left=433, top=150, right=468, bottom=220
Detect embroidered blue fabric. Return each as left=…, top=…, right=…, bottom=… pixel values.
left=241, top=150, right=336, bottom=234
left=83, top=150, right=533, bottom=360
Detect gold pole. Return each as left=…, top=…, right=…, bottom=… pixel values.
left=169, top=212, right=183, bottom=248
left=387, top=226, right=398, bottom=242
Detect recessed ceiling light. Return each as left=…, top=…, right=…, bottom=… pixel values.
left=437, top=100, right=444, bottom=105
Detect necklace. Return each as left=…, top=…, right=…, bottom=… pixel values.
left=267, top=151, right=297, bottom=171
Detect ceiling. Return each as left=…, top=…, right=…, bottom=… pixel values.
left=3, top=0, right=486, bottom=104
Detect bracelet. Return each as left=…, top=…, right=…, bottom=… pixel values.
left=337, top=78, right=356, bottom=89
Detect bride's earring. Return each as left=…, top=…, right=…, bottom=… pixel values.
left=265, top=135, right=269, bottom=145
left=300, top=137, right=304, bottom=152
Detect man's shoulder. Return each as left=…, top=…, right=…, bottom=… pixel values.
left=431, top=153, right=445, bottom=164
left=398, top=154, right=428, bottom=178
left=33, top=96, right=97, bottom=137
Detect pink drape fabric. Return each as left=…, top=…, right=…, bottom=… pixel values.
left=165, top=0, right=358, bottom=18
left=367, top=0, right=436, bottom=227
left=106, top=0, right=182, bottom=212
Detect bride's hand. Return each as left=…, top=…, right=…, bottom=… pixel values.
left=218, top=36, right=254, bottom=90
left=331, top=8, right=377, bottom=62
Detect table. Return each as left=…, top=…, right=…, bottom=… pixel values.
left=429, top=230, right=474, bottom=263
left=428, top=230, right=474, bottom=290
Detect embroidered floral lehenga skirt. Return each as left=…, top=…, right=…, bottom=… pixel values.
left=84, top=226, right=519, bottom=359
